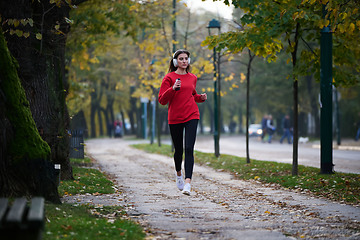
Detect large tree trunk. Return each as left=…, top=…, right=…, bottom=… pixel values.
left=0, top=0, right=73, bottom=180
left=0, top=28, right=60, bottom=203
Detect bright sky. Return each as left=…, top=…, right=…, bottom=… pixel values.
left=183, top=0, right=234, bottom=20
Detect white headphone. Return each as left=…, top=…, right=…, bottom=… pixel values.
left=173, top=50, right=191, bottom=67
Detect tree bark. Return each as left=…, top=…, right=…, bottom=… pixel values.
left=0, top=0, right=73, bottom=181
left=0, top=28, right=60, bottom=203
left=246, top=49, right=255, bottom=164
left=291, top=23, right=301, bottom=176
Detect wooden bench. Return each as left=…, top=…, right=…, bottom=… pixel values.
left=0, top=197, right=45, bottom=240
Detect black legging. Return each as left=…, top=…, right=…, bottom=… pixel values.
left=169, top=119, right=198, bottom=179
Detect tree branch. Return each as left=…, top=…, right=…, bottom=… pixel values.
left=300, top=36, right=317, bottom=57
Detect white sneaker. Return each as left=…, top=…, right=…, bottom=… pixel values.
left=182, top=183, right=191, bottom=195
left=176, top=172, right=185, bottom=191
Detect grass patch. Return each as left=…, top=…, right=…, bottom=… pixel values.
left=132, top=143, right=360, bottom=205
left=58, top=158, right=114, bottom=197
left=44, top=157, right=145, bottom=240
left=44, top=204, right=144, bottom=240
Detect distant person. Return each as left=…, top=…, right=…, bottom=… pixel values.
left=266, top=115, right=276, bottom=143
left=261, top=114, right=268, bottom=142
left=355, top=112, right=360, bottom=141
left=158, top=49, right=207, bottom=195
left=280, top=114, right=293, bottom=144
left=114, top=120, right=122, bottom=138
left=229, top=120, right=236, bottom=134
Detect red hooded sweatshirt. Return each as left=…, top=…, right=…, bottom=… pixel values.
left=158, top=72, right=204, bottom=124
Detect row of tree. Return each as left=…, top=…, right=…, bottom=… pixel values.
left=1, top=0, right=359, bottom=200
left=0, top=0, right=159, bottom=202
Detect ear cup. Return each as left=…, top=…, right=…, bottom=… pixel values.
left=173, top=58, right=191, bottom=67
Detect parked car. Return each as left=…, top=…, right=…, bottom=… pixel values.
left=248, top=124, right=262, bottom=137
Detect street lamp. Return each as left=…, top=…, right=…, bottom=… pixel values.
left=207, top=19, right=221, bottom=157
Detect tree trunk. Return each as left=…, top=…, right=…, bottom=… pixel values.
left=0, top=0, right=73, bottom=181
left=291, top=23, right=301, bottom=176
left=246, top=50, right=255, bottom=164
left=97, top=108, right=104, bottom=136
left=0, top=28, right=60, bottom=203
left=90, top=91, right=98, bottom=138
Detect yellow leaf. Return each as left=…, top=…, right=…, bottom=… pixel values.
left=340, top=12, right=347, bottom=20
left=129, top=5, right=137, bottom=11
left=324, top=20, right=329, bottom=27
left=348, top=23, right=355, bottom=33
left=338, top=24, right=345, bottom=33
left=36, top=33, right=42, bottom=40
left=292, top=12, right=299, bottom=20
left=28, top=18, right=33, bottom=27
left=13, top=19, right=20, bottom=27
left=23, top=32, right=30, bottom=38
left=15, top=30, right=23, bottom=37
left=287, top=58, right=291, bottom=64
left=240, top=73, right=246, bottom=82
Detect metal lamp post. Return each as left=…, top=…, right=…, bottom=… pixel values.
left=207, top=19, right=221, bottom=157
left=320, top=5, right=334, bottom=174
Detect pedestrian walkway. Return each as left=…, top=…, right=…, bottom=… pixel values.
left=64, top=138, right=360, bottom=239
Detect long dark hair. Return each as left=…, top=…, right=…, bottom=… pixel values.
left=168, top=49, right=191, bottom=73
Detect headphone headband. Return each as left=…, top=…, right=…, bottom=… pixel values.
left=173, top=49, right=190, bottom=59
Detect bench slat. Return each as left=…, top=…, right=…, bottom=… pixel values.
left=27, top=197, right=44, bottom=228
left=6, top=198, right=27, bottom=224
left=0, top=198, right=8, bottom=221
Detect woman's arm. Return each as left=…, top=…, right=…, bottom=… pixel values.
left=158, top=76, right=175, bottom=105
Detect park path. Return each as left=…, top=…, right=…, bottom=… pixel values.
left=64, top=138, right=360, bottom=240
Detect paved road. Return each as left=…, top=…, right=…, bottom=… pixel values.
left=194, top=135, right=360, bottom=174
left=63, top=138, right=360, bottom=239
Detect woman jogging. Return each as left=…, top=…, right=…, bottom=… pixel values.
left=158, top=49, right=207, bottom=195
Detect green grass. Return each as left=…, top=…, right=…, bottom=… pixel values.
left=44, top=204, right=144, bottom=240
left=58, top=165, right=115, bottom=197
left=44, top=158, right=145, bottom=240
left=132, top=143, right=360, bottom=205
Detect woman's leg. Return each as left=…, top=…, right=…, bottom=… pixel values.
left=169, top=123, right=184, bottom=173
left=184, top=119, right=199, bottom=182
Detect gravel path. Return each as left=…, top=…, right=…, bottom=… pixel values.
left=63, top=138, right=360, bottom=240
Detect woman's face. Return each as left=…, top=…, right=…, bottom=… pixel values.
left=176, top=53, right=189, bottom=69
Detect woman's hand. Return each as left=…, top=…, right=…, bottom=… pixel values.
left=200, top=93, right=207, bottom=101
left=173, top=79, right=181, bottom=90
